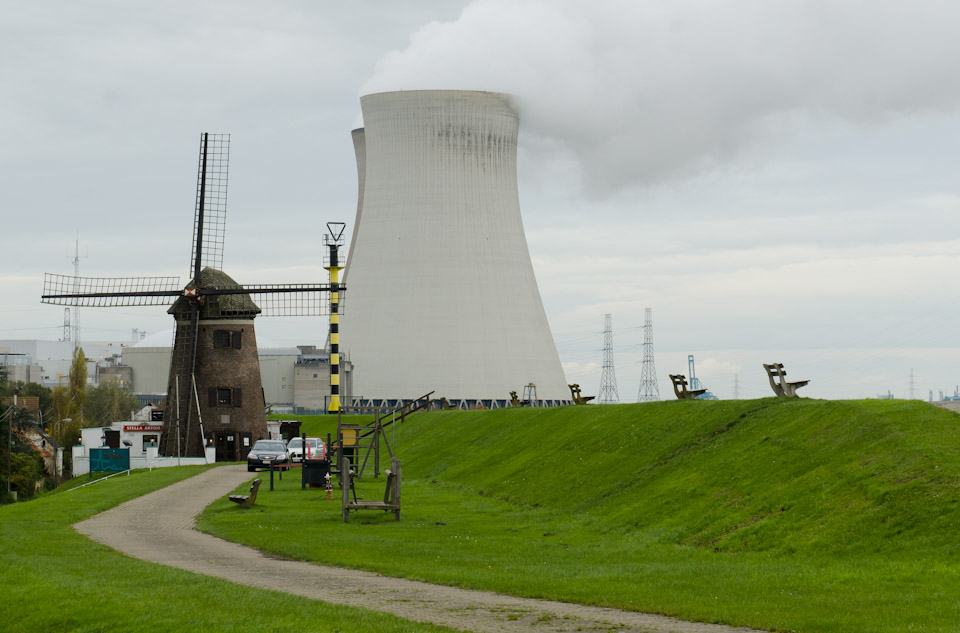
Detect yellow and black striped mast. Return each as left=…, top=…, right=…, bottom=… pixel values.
left=325, top=223, right=346, bottom=413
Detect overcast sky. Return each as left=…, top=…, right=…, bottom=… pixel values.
left=3, top=1, right=960, bottom=401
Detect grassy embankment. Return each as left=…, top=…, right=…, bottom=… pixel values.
left=0, top=466, right=456, bottom=633
left=267, top=412, right=373, bottom=440
left=207, top=398, right=960, bottom=633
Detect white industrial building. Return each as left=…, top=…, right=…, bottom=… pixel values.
left=1, top=334, right=347, bottom=413
left=120, top=331, right=350, bottom=412
left=0, top=338, right=132, bottom=386
left=341, top=90, right=570, bottom=407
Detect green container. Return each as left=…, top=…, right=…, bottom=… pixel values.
left=90, top=448, right=130, bottom=473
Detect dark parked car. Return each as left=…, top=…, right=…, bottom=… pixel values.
left=247, top=440, right=289, bottom=472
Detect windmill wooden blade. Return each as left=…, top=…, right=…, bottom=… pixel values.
left=214, top=283, right=344, bottom=317
left=41, top=273, right=181, bottom=306
left=189, top=133, right=230, bottom=278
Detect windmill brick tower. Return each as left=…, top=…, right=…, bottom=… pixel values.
left=163, top=267, right=267, bottom=458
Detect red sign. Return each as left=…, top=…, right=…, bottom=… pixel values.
left=123, top=425, right=162, bottom=432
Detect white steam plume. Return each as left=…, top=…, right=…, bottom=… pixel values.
left=361, top=0, right=960, bottom=194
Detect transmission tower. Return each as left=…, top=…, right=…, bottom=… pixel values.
left=62, top=308, right=71, bottom=343
left=636, top=307, right=660, bottom=402
left=909, top=368, right=916, bottom=400
left=733, top=373, right=740, bottom=399
left=68, top=238, right=86, bottom=347
left=597, top=313, right=619, bottom=404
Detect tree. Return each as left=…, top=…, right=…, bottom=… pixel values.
left=69, top=347, right=87, bottom=426
left=85, top=381, right=141, bottom=426
left=8, top=452, right=45, bottom=500
left=19, top=382, right=52, bottom=418
left=50, top=386, right=80, bottom=449
left=1, top=397, right=45, bottom=502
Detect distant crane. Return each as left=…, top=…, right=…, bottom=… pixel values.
left=687, top=354, right=718, bottom=400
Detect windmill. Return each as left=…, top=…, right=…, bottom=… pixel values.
left=42, top=133, right=343, bottom=460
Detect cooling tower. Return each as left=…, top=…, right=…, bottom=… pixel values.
left=341, top=90, right=569, bottom=406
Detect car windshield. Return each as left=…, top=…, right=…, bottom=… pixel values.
left=287, top=438, right=303, bottom=449
left=253, top=441, right=285, bottom=452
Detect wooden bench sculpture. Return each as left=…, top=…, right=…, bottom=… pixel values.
left=669, top=374, right=707, bottom=400
left=228, top=478, right=262, bottom=509
left=763, top=363, right=809, bottom=398
left=342, top=457, right=401, bottom=523
left=509, top=391, right=530, bottom=407
left=568, top=383, right=596, bottom=405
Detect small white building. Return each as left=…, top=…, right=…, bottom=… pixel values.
left=72, top=421, right=214, bottom=476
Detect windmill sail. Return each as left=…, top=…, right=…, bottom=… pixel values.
left=41, top=274, right=181, bottom=306
left=190, top=133, right=230, bottom=277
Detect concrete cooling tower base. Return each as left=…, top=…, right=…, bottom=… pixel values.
left=342, top=90, right=570, bottom=409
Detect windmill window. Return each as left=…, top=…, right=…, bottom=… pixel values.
left=208, top=387, right=243, bottom=407
left=213, top=329, right=242, bottom=349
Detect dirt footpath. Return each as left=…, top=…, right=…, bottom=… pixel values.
left=75, top=465, right=763, bottom=633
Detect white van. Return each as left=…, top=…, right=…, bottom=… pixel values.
left=286, top=436, right=326, bottom=462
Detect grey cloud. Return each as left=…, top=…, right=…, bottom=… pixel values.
left=361, top=0, right=960, bottom=195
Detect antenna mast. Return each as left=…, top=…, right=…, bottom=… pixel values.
left=597, top=313, right=619, bottom=404
left=636, top=307, right=660, bottom=402
left=68, top=238, right=86, bottom=347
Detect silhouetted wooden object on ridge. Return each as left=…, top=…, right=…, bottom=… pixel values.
left=568, top=383, right=595, bottom=405
left=669, top=374, right=707, bottom=400
left=763, top=363, right=809, bottom=398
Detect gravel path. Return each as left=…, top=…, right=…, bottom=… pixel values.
left=75, top=465, right=764, bottom=633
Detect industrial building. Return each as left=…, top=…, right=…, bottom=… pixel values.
left=1, top=334, right=349, bottom=414
left=341, top=90, right=570, bottom=408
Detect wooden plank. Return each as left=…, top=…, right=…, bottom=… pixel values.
left=347, top=501, right=397, bottom=510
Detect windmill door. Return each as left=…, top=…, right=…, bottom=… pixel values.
left=215, top=433, right=237, bottom=462
left=238, top=432, right=252, bottom=460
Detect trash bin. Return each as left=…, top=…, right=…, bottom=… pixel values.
left=303, top=459, right=330, bottom=488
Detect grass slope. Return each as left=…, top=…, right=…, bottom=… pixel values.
left=267, top=413, right=374, bottom=441
left=205, top=399, right=960, bottom=632
left=0, top=466, right=454, bottom=633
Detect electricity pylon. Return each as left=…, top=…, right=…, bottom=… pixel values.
left=597, top=313, right=619, bottom=404
left=637, top=307, right=660, bottom=402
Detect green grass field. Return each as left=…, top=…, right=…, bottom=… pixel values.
left=0, top=465, right=455, bottom=633
left=205, top=398, right=960, bottom=632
